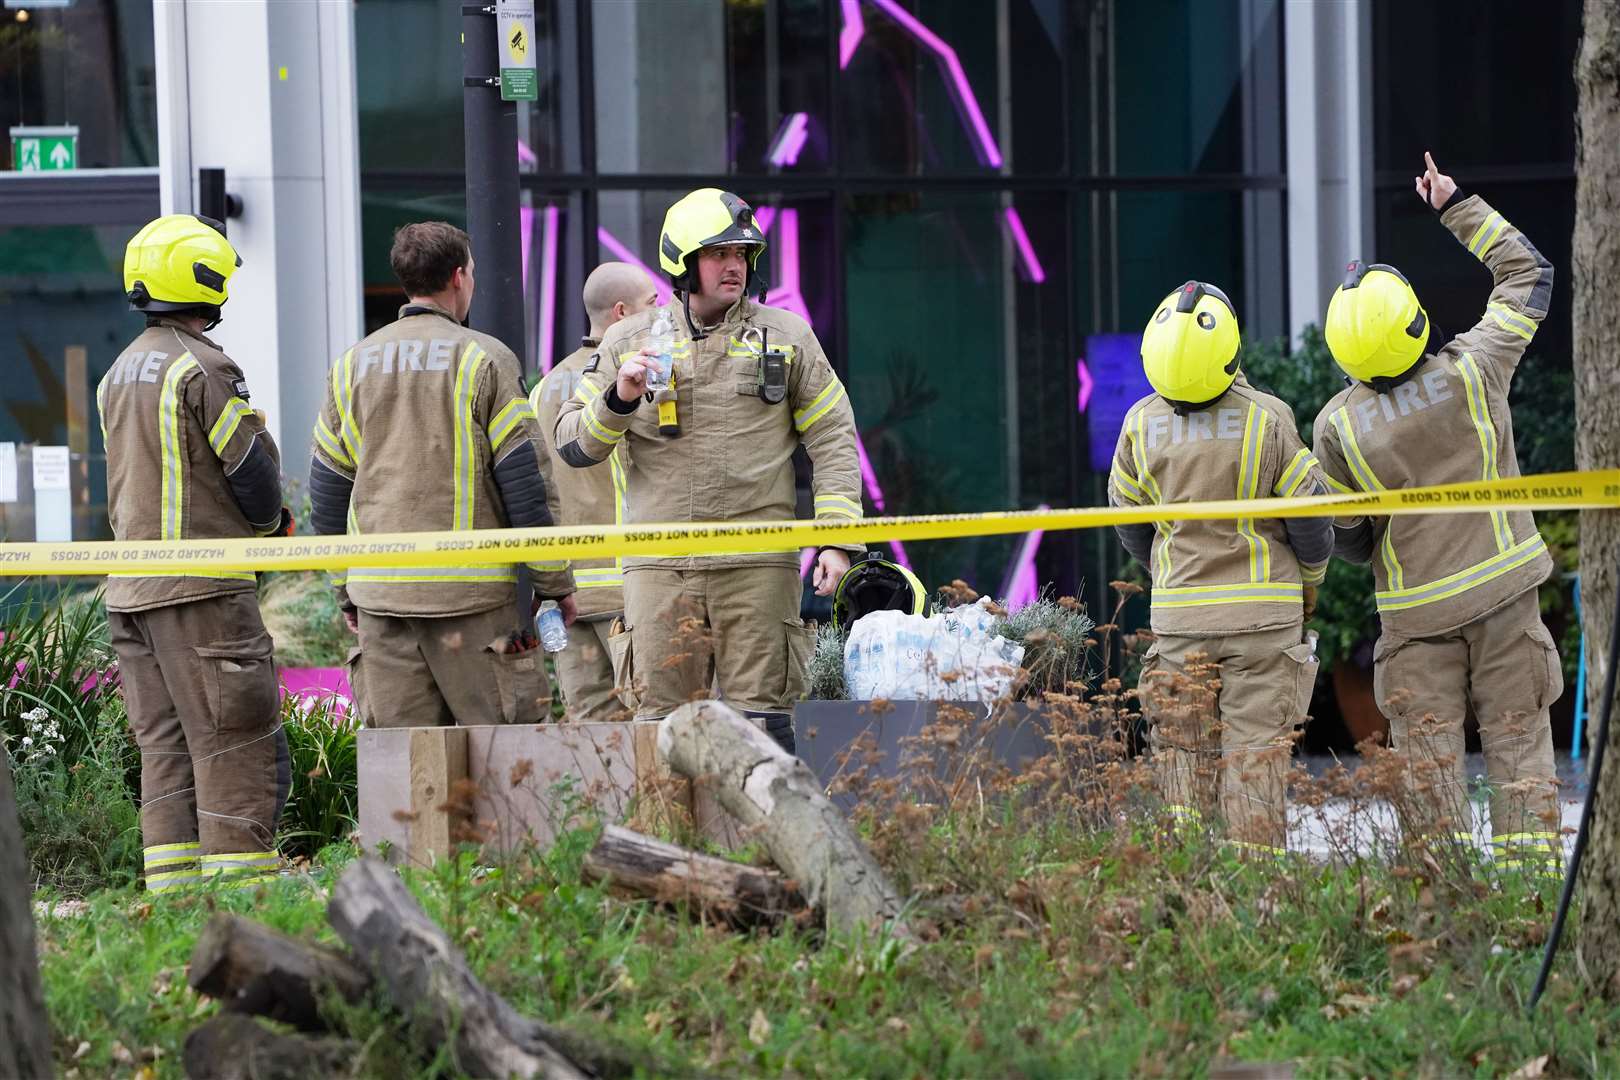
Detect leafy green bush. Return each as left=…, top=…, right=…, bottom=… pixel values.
left=279, top=695, right=360, bottom=861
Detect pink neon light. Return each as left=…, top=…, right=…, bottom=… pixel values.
left=537, top=206, right=560, bottom=373
left=838, top=0, right=865, bottom=69
left=764, top=209, right=812, bottom=326
left=596, top=227, right=675, bottom=306
left=1002, top=505, right=1049, bottom=610
left=1075, top=358, right=1094, bottom=413
left=519, top=206, right=533, bottom=291
left=753, top=205, right=776, bottom=235
left=517, top=139, right=538, bottom=169
left=767, top=112, right=810, bottom=167
left=1002, top=207, right=1046, bottom=283
left=863, top=0, right=1003, bottom=168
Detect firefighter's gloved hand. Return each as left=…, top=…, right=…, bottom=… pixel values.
left=1303, top=585, right=1318, bottom=622
left=558, top=593, right=578, bottom=627
left=275, top=506, right=295, bottom=537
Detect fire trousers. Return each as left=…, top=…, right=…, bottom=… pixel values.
left=1139, top=622, right=1319, bottom=854
left=349, top=604, right=551, bottom=728
left=555, top=614, right=628, bottom=723
left=109, top=591, right=289, bottom=892
left=1373, top=587, right=1561, bottom=869
left=619, top=565, right=814, bottom=722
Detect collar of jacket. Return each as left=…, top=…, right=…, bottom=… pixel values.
left=397, top=300, right=459, bottom=323
left=581, top=335, right=600, bottom=348
left=144, top=314, right=221, bottom=351
left=678, top=294, right=754, bottom=336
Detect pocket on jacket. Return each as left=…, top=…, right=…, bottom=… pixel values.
left=193, top=632, right=278, bottom=734
left=783, top=618, right=816, bottom=704
left=607, top=617, right=638, bottom=711
left=342, top=645, right=367, bottom=726
left=487, top=646, right=550, bottom=725
left=1282, top=639, right=1320, bottom=723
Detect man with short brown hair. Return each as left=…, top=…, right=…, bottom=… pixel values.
left=309, top=221, right=575, bottom=728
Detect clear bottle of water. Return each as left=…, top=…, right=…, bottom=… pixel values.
left=536, top=601, right=568, bottom=653
left=645, top=308, right=675, bottom=391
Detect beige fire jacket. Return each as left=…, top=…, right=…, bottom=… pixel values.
left=1313, top=194, right=1555, bottom=638
left=1109, top=374, right=1331, bottom=636
left=553, top=297, right=864, bottom=571
left=529, top=339, right=628, bottom=619
left=308, top=302, right=573, bottom=618
left=98, top=317, right=285, bottom=613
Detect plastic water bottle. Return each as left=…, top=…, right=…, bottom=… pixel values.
left=645, top=308, right=675, bottom=391
left=536, top=601, right=568, bottom=653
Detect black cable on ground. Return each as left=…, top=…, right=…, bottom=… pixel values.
left=1529, top=562, right=1620, bottom=1010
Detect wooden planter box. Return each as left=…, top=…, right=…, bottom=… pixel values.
left=356, top=701, right=1070, bottom=864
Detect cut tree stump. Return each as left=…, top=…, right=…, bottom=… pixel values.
left=659, top=701, right=912, bottom=941
left=0, top=759, right=51, bottom=1079
left=328, top=857, right=652, bottom=1079
left=183, top=1014, right=356, bottom=1080
left=188, top=913, right=371, bottom=1032
left=583, top=824, right=807, bottom=929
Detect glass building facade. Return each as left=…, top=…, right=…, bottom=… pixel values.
left=0, top=0, right=1583, bottom=619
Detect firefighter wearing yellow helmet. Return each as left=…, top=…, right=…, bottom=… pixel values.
left=1313, top=152, right=1561, bottom=873
left=554, top=189, right=865, bottom=753
left=1110, top=281, right=1332, bottom=857
left=100, top=214, right=292, bottom=893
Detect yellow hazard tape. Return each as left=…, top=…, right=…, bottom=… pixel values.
left=5, top=469, right=1618, bottom=577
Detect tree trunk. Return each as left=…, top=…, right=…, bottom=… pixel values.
left=0, top=760, right=52, bottom=1079
left=188, top=913, right=372, bottom=1032
left=583, top=824, right=808, bottom=930
left=1574, top=0, right=1620, bottom=998
left=183, top=1015, right=357, bottom=1080
left=658, top=701, right=912, bottom=941
left=328, top=857, right=654, bottom=1079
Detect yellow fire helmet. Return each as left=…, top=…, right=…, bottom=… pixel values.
left=123, top=213, right=241, bottom=318
left=1140, top=281, right=1242, bottom=408
left=1323, top=260, right=1431, bottom=387
left=658, top=188, right=767, bottom=297
left=831, top=553, right=927, bottom=632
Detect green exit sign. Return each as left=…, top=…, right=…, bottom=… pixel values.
left=10, top=125, right=78, bottom=172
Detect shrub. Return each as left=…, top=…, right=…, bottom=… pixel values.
left=807, top=624, right=848, bottom=700
left=991, top=593, right=1095, bottom=695
left=278, top=695, right=361, bottom=861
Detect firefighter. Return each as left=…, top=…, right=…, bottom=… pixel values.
left=100, top=214, right=292, bottom=892
left=529, top=263, right=656, bottom=722
left=554, top=189, right=863, bottom=752
left=308, top=222, right=575, bottom=728
left=1313, top=152, right=1560, bottom=871
left=1110, top=281, right=1332, bottom=856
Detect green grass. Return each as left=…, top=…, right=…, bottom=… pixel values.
left=35, top=812, right=1620, bottom=1079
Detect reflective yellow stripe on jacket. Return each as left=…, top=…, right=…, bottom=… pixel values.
left=794, top=378, right=847, bottom=433
left=1375, top=533, right=1548, bottom=613
left=1127, top=410, right=1171, bottom=587
left=487, top=397, right=534, bottom=454
left=160, top=354, right=199, bottom=540
left=1330, top=407, right=1405, bottom=591
left=452, top=343, right=486, bottom=531
left=334, top=348, right=362, bottom=462
left=1456, top=353, right=1514, bottom=552
left=1236, top=402, right=1271, bottom=582
left=576, top=448, right=629, bottom=589
left=207, top=397, right=253, bottom=458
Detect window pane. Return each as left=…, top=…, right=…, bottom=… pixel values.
left=837, top=2, right=1003, bottom=174
left=0, top=224, right=133, bottom=540
left=1372, top=0, right=1579, bottom=173
left=593, top=1, right=728, bottom=175
left=727, top=0, right=832, bottom=176
left=0, top=0, right=157, bottom=170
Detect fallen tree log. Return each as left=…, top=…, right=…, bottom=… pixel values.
left=328, top=857, right=655, bottom=1079
left=188, top=913, right=371, bottom=1032
left=583, top=824, right=808, bottom=930
left=1, top=759, right=51, bottom=1079
left=183, top=1014, right=356, bottom=1080
left=659, top=701, right=912, bottom=941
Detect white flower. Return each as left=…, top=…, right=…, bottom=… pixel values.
left=20, top=736, right=32, bottom=749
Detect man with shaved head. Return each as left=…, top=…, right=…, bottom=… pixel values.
left=530, top=263, right=657, bottom=721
